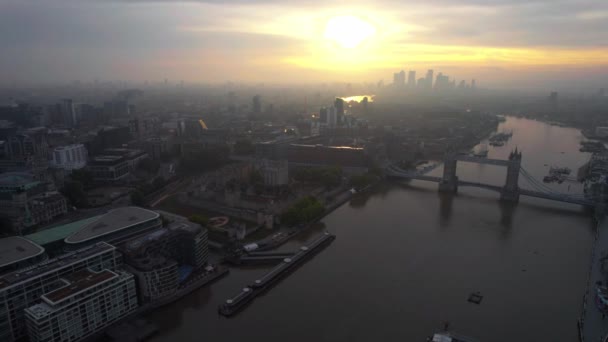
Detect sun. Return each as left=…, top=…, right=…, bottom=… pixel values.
left=324, top=16, right=376, bottom=49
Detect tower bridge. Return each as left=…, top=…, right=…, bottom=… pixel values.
left=386, top=150, right=594, bottom=207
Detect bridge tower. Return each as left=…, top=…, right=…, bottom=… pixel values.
left=501, top=148, right=521, bottom=202
left=439, top=154, right=459, bottom=193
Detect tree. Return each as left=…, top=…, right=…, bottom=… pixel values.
left=280, top=196, right=325, bottom=226
left=152, top=176, right=166, bottom=190
left=178, top=146, right=230, bottom=175
left=130, top=190, right=146, bottom=206
left=188, top=214, right=208, bottom=227
left=62, top=181, right=88, bottom=207
left=293, top=167, right=343, bottom=189
left=233, top=139, right=255, bottom=155
left=0, top=216, right=14, bottom=236
left=349, top=173, right=376, bottom=189
left=71, top=169, right=93, bottom=188
left=138, top=158, right=160, bottom=174
left=250, top=170, right=263, bottom=184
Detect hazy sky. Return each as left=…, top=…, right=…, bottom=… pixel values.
left=1, top=0, right=607, bottom=88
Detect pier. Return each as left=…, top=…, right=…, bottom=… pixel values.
left=219, top=232, right=336, bottom=316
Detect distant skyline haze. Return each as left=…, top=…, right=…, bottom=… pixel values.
left=1, top=0, right=607, bottom=90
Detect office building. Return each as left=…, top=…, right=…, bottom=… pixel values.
left=417, top=78, right=426, bottom=88
left=63, top=207, right=162, bottom=248
left=257, top=159, right=289, bottom=186
left=0, top=172, right=67, bottom=233
left=425, top=69, right=434, bottom=89
left=60, top=99, right=77, bottom=128
left=50, top=144, right=88, bottom=171
left=25, top=269, right=138, bottom=342
left=0, top=236, right=46, bottom=275
left=327, top=106, right=337, bottom=128
left=549, top=91, right=559, bottom=111
left=408, top=70, right=416, bottom=88
left=23, top=207, right=162, bottom=256
left=119, top=219, right=208, bottom=303
left=434, top=73, right=450, bottom=91
left=99, top=148, right=147, bottom=171
left=87, top=145, right=147, bottom=183
left=88, top=155, right=129, bottom=182
left=288, top=144, right=368, bottom=170
left=252, top=95, right=262, bottom=114
left=0, top=242, right=120, bottom=342
left=0, top=127, right=49, bottom=162
left=334, top=98, right=345, bottom=121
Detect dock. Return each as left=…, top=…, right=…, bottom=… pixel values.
left=219, top=232, right=336, bottom=316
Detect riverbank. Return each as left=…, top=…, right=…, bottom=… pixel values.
left=581, top=217, right=608, bottom=342
left=144, top=116, right=593, bottom=342
left=86, top=266, right=229, bottom=342
left=252, top=186, right=355, bottom=252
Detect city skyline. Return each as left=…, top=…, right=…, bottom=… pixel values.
left=1, top=0, right=607, bottom=89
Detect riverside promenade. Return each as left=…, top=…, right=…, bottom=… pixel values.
left=582, top=218, right=608, bottom=342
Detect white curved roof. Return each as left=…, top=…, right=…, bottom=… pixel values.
left=0, top=236, right=45, bottom=268
left=64, top=207, right=160, bottom=244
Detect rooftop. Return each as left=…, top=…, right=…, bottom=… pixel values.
left=90, top=155, right=125, bottom=164
left=0, top=236, right=45, bottom=269
left=64, top=207, right=160, bottom=244
left=122, top=221, right=200, bottom=253
left=42, top=269, right=117, bottom=305
left=0, top=172, right=39, bottom=190
left=25, top=215, right=102, bottom=246
left=0, top=242, right=114, bottom=291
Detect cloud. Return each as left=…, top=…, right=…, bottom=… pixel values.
left=1, top=0, right=607, bottom=84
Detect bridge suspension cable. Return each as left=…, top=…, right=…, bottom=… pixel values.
left=519, top=167, right=591, bottom=199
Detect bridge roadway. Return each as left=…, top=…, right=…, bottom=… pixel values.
left=386, top=168, right=594, bottom=207
left=454, top=155, right=512, bottom=167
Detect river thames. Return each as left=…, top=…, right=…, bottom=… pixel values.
left=147, top=116, right=595, bottom=342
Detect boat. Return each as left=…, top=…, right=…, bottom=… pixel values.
left=473, top=144, right=489, bottom=158
left=489, top=141, right=504, bottom=147
left=596, top=285, right=608, bottom=312
left=550, top=167, right=571, bottom=175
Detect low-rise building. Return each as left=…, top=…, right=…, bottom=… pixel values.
left=257, top=159, right=289, bottom=186
left=0, top=236, right=46, bottom=275
left=119, top=218, right=208, bottom=303
left=49, top=144, right=88, bottom=171
left=88, top=149, right=147, bottom=182
left=25, top=269, right=138, bottom=342
left=0, top=172, right=67, bottom=232
left=24, top=207, right=162, bottom=255
left=88, top=155, right=129, bottom=182
left=596, top=127, right=608, bottom=138
left=0, top=242, right=120, bottom=342
left=63, top=206, right=162, bottom=249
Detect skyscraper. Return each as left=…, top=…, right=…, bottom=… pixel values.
left=60, top=99, right=77, bottom=127
left=408, top=71, right=416, bottom=88
left=426, top=70, right=434, bottom=90
left=434, top=73, right=450, bottom=91
left=471, top=79, right=477, bottom=90
left=334, top=98, right=345, bottom=123
left=327, top=106, right=337, bottom=128
left=399, top=70, right=406, bottom=86
left=252, top=95, right=262, bottom=114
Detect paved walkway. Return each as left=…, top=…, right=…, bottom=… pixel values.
left=582, top=218, right=608, bottom=342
